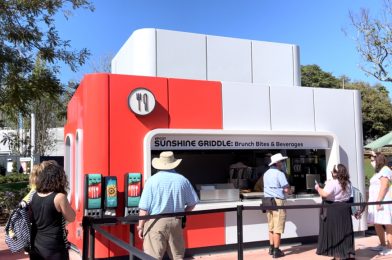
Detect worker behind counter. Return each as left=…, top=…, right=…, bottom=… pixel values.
left=254, top=175, right=264, bottom=192
left=253, top=156, right=271, bottom=192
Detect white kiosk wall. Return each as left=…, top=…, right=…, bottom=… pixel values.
left=220, top=83, right=366, bottom=243
left=111, top=28, right=301, bottom=86
left=221, top=82, right=363, bottom=179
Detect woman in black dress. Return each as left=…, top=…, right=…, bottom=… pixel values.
left=315, top=164, right=354, bottom=260
left=29, top=161, right=76, bottom=260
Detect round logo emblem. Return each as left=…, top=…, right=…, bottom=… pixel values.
left=107, top=186, right=117, bottom=197
left=128, top=88, right=156, bottom=116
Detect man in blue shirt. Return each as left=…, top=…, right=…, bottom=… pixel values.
left=263, top=153, right=291, bottom=258
left=138, top=151, right=199, bottom=260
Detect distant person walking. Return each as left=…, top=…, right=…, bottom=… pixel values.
left=137, top=151, right=199, bottom=260
left=21, top=164, right=41, bottom=205
left=29, top=161, right=75, bottom=260
left=367, top=152, right=392, bottom=256
left=315, top=164, right=354, bottom=260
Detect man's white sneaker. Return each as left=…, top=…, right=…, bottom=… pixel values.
left=370, top=245, right=385, bottom=251
left=379, top=248, right=392, bottom=256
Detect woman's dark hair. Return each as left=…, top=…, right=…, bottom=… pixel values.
left=332, top=164, right=351, bottom=192
left=374, top=152, right=387, bottom=173
left=35, top=160, right=69, bottom=194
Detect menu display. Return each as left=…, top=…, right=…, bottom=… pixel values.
left=126, top=173, right=141, bottom=207
left=105, top=177, right=118, bottom=208
left=88, top=183, right=101, bottom=199
left=86, top=174, right=102, bottom=209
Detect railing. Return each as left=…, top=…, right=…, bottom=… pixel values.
left=82, top=200, right=392, bottom=260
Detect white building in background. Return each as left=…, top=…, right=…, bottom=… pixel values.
left=0, top=127, right=64, bottom=156
left=47, top=127, right=65, bottom=156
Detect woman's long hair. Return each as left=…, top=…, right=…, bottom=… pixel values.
left=332, top=164, right=351, bottom=192
left=374, top=152, right=387, bottom=173
left=35, top=160, right=69, bottom=195
left=29, top=164, right=41, bottom=186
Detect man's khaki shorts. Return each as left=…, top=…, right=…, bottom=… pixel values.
left=143, top=217, right=184, bottom=260
left=267, top=198, right=286, bottom=234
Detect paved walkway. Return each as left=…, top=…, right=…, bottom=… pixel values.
left=1, top=225, right=392, bottom=259
left=189, top=235, right=392, bottom=259
left=0, top=226, right=80, bottom=260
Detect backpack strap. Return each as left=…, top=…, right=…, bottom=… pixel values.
left=20, top=190, right=36, bottom=208
left=61, top=216, right=70, bottom=249
left=27, top=190, right=36, bottom=203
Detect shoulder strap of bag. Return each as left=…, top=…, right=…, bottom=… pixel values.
left=61, top=216, right=70, bottom=249
left=4, top=209, right=17, bottom=234
left=26, top=190, right=36, bottom=204
left=20, top=190, right=36, bottom=208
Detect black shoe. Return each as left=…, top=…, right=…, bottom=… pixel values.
left=268, top=246, right=274, bottom=255
left=273, top=248, right=284, bottom=258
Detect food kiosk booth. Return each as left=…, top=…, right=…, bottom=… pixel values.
left=64, top=29, right=366, bottom=258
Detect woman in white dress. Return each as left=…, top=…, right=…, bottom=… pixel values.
left=368, top=152, right=392, bottom=256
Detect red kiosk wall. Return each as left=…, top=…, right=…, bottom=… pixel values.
left=109, top=75, right=169, bottom=256
left=66, top=74, right=227, bottom=257
left=64, top=90, right=79, bottom=251
left=64, top=74, right=111, bottom=258
left=167, top=78, right=226, bottom=248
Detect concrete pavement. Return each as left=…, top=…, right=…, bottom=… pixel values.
left=2, top=225, right=392, bottom=259
left=189, top=235, right=392, bottom=259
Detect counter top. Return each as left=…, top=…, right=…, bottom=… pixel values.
left=194, top=195, right=321, bottom=211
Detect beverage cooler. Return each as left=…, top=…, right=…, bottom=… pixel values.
left=64, top=73, right=365, bottom=259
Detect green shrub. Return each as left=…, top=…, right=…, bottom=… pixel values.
left=0, top=176, right=29, bottom=223
left=0, top=187, right=29, bottom=220
left=0, top=173, right=29, bottom=184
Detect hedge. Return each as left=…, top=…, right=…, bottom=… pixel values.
left=0, top=173, right=29, bottom=184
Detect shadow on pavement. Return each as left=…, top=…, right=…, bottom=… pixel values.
left=282, top=244, right=317, bottom=256
left=354, top=247, right=381, bottom=259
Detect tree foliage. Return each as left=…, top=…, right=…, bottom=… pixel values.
left=346, top=82, right=392, bottom=141
left=301, top=65, right=341, bottom=88
left=0, top=131, right=30, bottom=156
left=1, top=58, right=75, bottom=156
left=348, top=0, right=392, bottom=82
left=0, top=0, right=93, bottom=115
left=301, top=65, right=392, bottom=142
left=29, top=59, right=70, bottom=155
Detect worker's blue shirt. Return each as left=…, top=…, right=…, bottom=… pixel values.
left=263, top=166, right=289, bottom=199
left=139, top=170, right=199, bottom=215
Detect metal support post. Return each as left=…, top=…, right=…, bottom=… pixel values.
left=89, top=224, right=95, bottom=260
left=129, top=224, right=135, bottom=260
left=237, top=205, right=244, bottom=260
left=82, top=217, right=90, bottom=260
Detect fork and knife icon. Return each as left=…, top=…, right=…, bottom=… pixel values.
left=136, top=93, right=149, bottom=112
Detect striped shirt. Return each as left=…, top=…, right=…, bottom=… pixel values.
left=139, top=170, right=199, bottom=215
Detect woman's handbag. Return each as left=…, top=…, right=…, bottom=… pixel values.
left=261, top=197, right=277, bottom=213
left=351, top=186, right=365, bottom=219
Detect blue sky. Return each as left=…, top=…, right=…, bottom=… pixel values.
left=55, top=0, right=388, bottom=90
